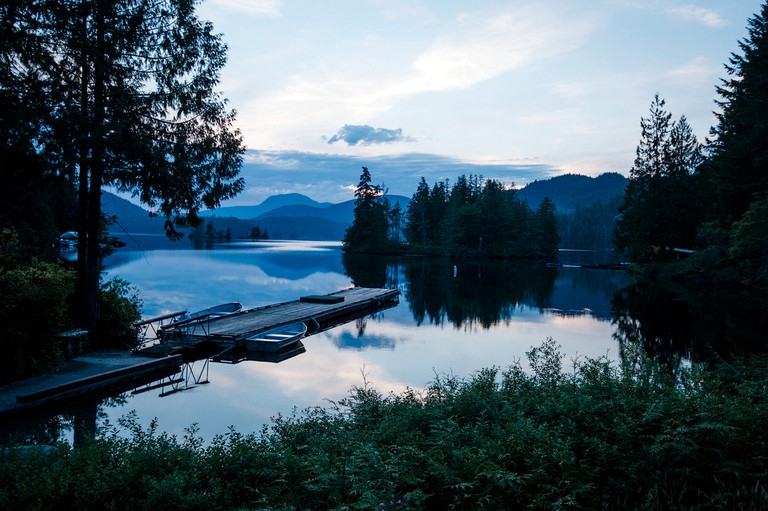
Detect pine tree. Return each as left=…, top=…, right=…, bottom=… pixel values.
left=616, top=96, right=701, bottom=260
left=342, top=167, right=390, bottom=253
left=1, top=0, right=245, bottom=328
left=704, top=2, right=768, bottom=221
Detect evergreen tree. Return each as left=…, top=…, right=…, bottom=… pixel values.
left=616, top=95, right=701, bottom=261
left=533, top=197, right=559, bottom=258
left=1, top=0, right=245, bottom=329
left=405, top=177, right=430, bottom=247
left=342, top=167, right=390, bottom=253
left=703, top=2, right=768, bottom=222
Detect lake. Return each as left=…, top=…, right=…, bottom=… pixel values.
left=13, top=236, right=763, bottom=445
left=91, top=236, right=631, bottom=441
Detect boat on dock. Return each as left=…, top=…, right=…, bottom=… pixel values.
left=174, top=301, right=243, bottom=323
left=245, top=321, right=307, bottom=352
left=134, top=287, right=400, bottom=357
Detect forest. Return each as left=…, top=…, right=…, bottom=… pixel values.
left=343, top=169, right=559, bottom=259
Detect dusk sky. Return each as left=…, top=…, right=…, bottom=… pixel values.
left=195, top=0, right=764, bottom=205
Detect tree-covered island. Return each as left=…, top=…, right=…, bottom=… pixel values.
left=343, top=167, right=559, bottom=259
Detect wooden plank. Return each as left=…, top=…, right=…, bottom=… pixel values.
left=16, top=356, right=183, bottom=404
left=300, top=295, right=344, bottom=304
left=161, top=288, right=399, bottom=343
left=133, top=310, right=187, bottom=327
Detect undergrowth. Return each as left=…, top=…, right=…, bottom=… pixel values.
left=2, top=338, right=767, bottom=510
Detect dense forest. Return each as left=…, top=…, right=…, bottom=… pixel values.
left=343, top=168, right=560, bottom=259
left=614, top=4, right=768, bottom=291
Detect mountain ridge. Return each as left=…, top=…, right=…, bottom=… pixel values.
left=102, top=173, right=628, bottom=239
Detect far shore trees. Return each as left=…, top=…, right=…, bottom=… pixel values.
left=1, top=0, right=244, bottom=330
left=406, top=175, right=559, bottom=259
left=343, top=167, right=399, bottom=253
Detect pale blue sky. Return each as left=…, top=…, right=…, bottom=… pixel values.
left=195, top=0, right=764, bottom=205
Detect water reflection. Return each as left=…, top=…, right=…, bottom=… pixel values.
left=16, top=240, right=760, bottom=445
left=342, top=253, right=630, bottom=329
left=612, top=280, right=768, bottom=367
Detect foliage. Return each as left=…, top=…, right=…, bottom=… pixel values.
left=3, top=340, right=768, bottom=509
left=343, top=167, right=405, bottom=254
left=406, top=175, right=559, bottom=258
left=616, top=4, right=768, bottom=289
left=615, top=95, right=703, bottom=262
left=91, top=277, right=142, bottom=350
left=0, top=259, right=75, bottom=384
left=703, top=2, right=768, bottom=223
left=1, top=0, right=245, bottom=328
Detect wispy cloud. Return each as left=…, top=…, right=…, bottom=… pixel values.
left=241, top=4, right=595, bottom=148
left=666, top=56, right=713, bottom=85
left=211, top=0, right=281, bottom=17
left=403, top=7, right=593, bottom=92
left=228, top=150, right=561, bottom=205
left=667, top=5, right=727, bottom=28
left=326, top=125, right=413, bottom=146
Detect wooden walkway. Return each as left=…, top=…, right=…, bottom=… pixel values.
left=137, top=287, right=399, bottom=356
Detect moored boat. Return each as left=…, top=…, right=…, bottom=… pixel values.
left=245, top=322, right=307, bottom=352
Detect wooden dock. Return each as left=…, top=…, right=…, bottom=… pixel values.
left=137, top=287, right=399, bottom=356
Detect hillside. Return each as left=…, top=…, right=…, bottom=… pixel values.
left=518, top=172, right=627, bottom=212
left=101, top=192, right=166, bottom=234
left=102, top=174, right=625, bottom=245
left=199, top=193, right=331, bottom=219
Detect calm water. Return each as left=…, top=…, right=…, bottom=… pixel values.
left=92, top=237, right=632, bottom=440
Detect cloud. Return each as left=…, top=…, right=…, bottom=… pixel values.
left=240, top=4, right=595, bottom=149
left=667, top=5, right=727, bottom=28
left=226, top=150, right=562, bottom=206
left=210, top=0, right=281, bottom=16
left=403, top=7, right=594, bottom=92
left=666, top=56, right=713, bottom=86
left=326, top=125, right=413, bottom=146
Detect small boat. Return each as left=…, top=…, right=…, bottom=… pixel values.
left=175, top=302, right=243, bottom=323
left=245, top=322, right=307, bottom=352
left=59, top=231, right=78, bottom=248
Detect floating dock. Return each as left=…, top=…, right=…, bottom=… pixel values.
left=137, top=287, right=399, bottom=356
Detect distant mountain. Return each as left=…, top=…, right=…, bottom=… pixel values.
left=254, top=196, right=410, bottom=225
left=518, top=172, right=628, bottom=213
left=101, top=192, right=166, bottom=234
left=102, top=173, right=625, bottom=243
left=200, top=193, right=331, bottom=220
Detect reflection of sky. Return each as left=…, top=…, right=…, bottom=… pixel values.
left=101, top=243, right=622, bottom=441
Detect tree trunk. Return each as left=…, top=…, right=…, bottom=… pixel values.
left=76, top=1, right=92, bottom=330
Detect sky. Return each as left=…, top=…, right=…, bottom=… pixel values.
left=194, top=0, right=765, bottom=205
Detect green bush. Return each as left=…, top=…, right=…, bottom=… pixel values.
left=0, top=260, right=74, bottom=383
left=2, top=339, right=767, bottom=509
left=92, top=277, right=142, bottom=350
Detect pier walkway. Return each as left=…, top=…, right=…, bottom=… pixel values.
left=138, top=287, right=399, bottom=356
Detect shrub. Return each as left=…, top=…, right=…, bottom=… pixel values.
left=91, top=277, right=142, bottom=349
left=0, top=260, right=74, bottom=383
left=2, top=340, right=767, bottom=509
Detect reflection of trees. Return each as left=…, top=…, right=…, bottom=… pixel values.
left=612, top=281, right=768, bottom=367
left=342, top=253, right=401, bottom=289
left=404, top=258, right=556, bottom=329
left=611, top=283, right=695, bottom=370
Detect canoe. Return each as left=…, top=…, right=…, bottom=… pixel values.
left=245, top=322, right=307, bottom=352
left=170, top=302, right=243, bottom=325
